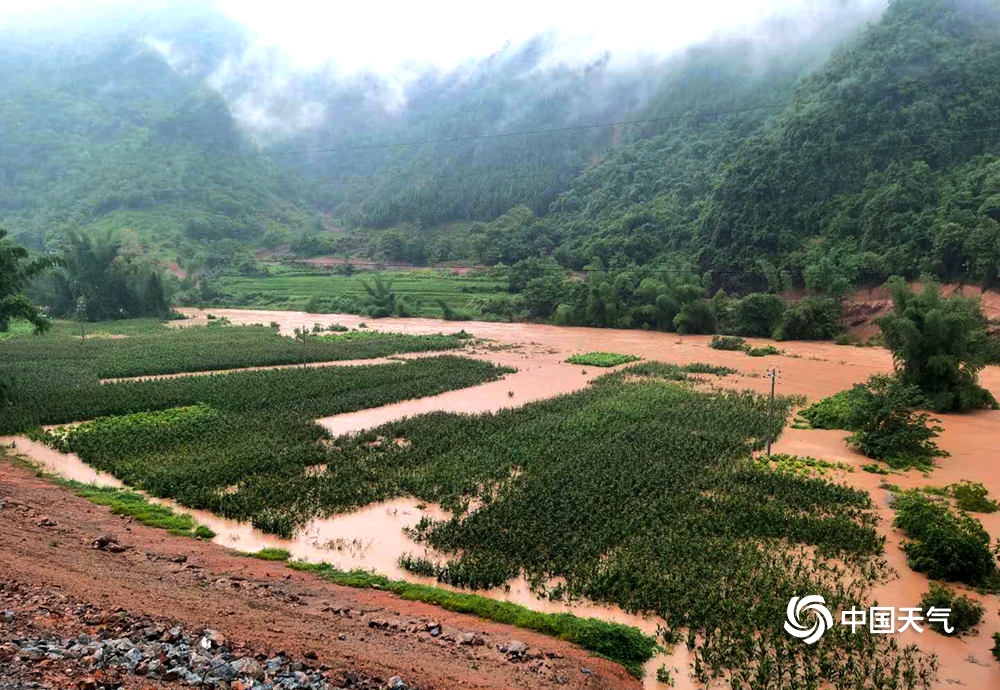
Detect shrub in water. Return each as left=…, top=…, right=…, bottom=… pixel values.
left=845, top=375, right=945, bottom=468
left=799, top=389, right=855, bottom=430
left=565, top=352, right=640, bottom=367
left=747, top=345, right=782, bottom=357
left=951, top=480, right=999, bottom=513
left=918, top=582, right=984, bottom=635
left=878, top=277, right=997, bottom=412
left=893, top=492, right=997, bottom=585
left=709, top=335, right=747, bottom=351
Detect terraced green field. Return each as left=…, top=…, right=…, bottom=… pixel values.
left=211, top=269, right=506, bottom=317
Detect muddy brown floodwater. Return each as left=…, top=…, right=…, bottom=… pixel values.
left=13, top=306, right=1000, bottom=688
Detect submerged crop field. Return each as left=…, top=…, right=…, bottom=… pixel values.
left=318, top=363, right=931, bottom=688
left=3, top=318, right=466, bottom=380
left=1, top=322, right=508, bottom=534
left=2, top=320, right=940, bottom=687
left=0, top=320, right=483, bottom=433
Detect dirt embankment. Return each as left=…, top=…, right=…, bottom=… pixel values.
left=0, top=458, right=637, bottom=690
left=841, top=283, right=1000, bottom=341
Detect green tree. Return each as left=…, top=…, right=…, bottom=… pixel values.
left=0, top=228, right=57, bottom=332
left=845, top=375, right=946, bottom=468
left=360, top=274, right=398, bottom=318
left=731, top=293, right=785, bottom=337
left=877, top=277, right=997, bottom=412
left=39, top=230, right=170, bottom=321
left=522, top=275, right=563, bottom=320
left=773, top=297, right=841, bottom=341
left=673, top=299, right=717, bottom=335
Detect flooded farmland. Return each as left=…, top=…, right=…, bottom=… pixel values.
left=7, top=307, right=1000, bottom=689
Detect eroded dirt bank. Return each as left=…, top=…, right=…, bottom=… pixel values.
left=0, top=457, right=639, bottom=690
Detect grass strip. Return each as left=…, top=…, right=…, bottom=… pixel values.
left=288, top=561, right=657, bottom=677
left=244, top=547, right=292, bottom=561
left=50, top=475, right=216, bottom=539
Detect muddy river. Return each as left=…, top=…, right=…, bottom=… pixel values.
left=7, top=306, right=1000, bottom=688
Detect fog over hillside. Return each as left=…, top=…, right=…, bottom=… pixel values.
left=1, top=0, right=998, bottom=298
left=0, top=0, right=886, bottom=140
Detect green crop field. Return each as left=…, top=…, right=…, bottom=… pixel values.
left=0, top=320, right=480, bottom=432
left=26, top=355, right=507, bottom=531
left=0, top=320, right=504, bottom=428
left=210, top=268, right=507, bottom=318
left=3, top=321, right=510, bottom=535
left=5, top=320, right=467, bottom=380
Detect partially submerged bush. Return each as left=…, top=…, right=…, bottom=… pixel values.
left=799, top=389, right=855, bottom=430
left=747, top=345, right=782, bottom=357
left=893, top=493, right=997, bottom=585
left=878, top=278, right=998, bottom=412
left=710, top=335, right=747, bottom=351
left=845, top=375, right=946, bottom=468
left=802, top=376, right=946, bottom=468
left=681, top=363, right=736, bottom=376
left=565, top=352, right=640, bottom=367
left=918, top=582, right=984, bottom=635
left=951, top=481, right=999, bottom=513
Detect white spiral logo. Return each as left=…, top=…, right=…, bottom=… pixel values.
left=784, top=595, right=833, bottom=644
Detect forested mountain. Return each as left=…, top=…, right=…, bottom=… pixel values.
left=269, top=40, right=653, bottom=229
left=3, top=0, right=1000, bottom=293
left=0, top=3, right=317, bottom=269
left=697, top=0, right=1000, bottom=290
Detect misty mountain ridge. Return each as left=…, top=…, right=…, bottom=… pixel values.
left=1, top=0, right=998, bottom=291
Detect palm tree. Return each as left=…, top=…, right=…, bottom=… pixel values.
left=360, top=274, right=397, bottom=317
left=0, top=228, right=59, bottom=332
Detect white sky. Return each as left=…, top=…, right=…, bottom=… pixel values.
left=0, top=0, right=887, bottom=74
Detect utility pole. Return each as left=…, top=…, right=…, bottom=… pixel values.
left=766, top=368, right=777, bottom=456
left=75, top=296, right=87, bottom=342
